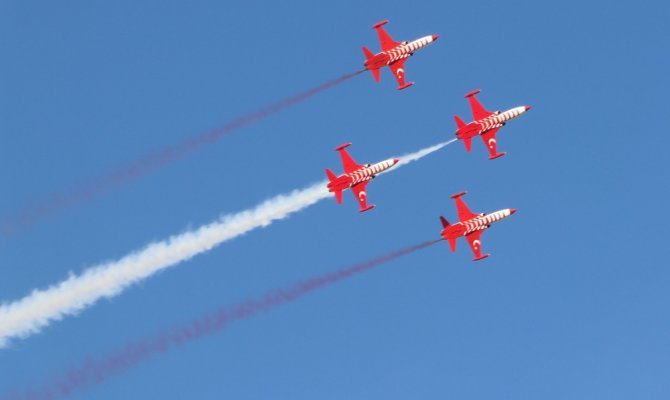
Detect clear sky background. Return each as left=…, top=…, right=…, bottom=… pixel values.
left=1, top=0, right=669, bottom=398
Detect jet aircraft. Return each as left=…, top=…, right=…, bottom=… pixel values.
left=440, top=191, right=516, bottom=261
left=325, top=143, right=399, bottom=212
left=454, top=89, right=531, bottom=159
left=362, top=20, right=439, bottom=90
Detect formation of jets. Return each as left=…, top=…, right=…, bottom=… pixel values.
left=323, top=20, right=532, bottom=261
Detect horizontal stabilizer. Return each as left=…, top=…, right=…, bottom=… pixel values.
left=362, top=47, right=381, bottom=82
left=462, top=137, right=472, bottom=152
left=370, top=68, right=381, bottom=82
left=473, top=253, right=490, bottom=261
left=325, top=168, right=337, bottom=182
left=454, top=115, right=466, bottom=129
left=448, top=238, right=457, bottom=252
left=362, top=46, right=375, bottom=60
left=451, top=191, right=467, bottom=199
left=440, top=216, right=450, bottom=228
left=325, top=168, right=343, bottom=205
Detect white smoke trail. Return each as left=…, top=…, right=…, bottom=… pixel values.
left=0, top=140, right=455, bottom=348
left=395, top=139, right=456, bottom=167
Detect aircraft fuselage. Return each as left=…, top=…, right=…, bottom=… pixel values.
left=327, top=158, right=398, bottom=193
left=364, top=35, right=438, bottom=70
left=456, top=106, right=531, bottom=140
left=440, top=208, right=516, bottom=240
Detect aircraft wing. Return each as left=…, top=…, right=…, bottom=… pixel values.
left=336, top=144, right=362, bottom=174
left=374, top=21, right=400, bottom=51
left=465, top=230, right=489, bottom=261
left=452, top=192, right=478, bottom=221
left=465, top=90, right=493, bottom=120
left=481, top=127, right=503, bottom=159
left=388, top=58, right=411, bottom=90
left=351, top=181, right=375, bottom=212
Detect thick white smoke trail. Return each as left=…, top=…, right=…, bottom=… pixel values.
left=0, top=140, right=455, bottom=348
left=0, top=184, right=329, bottom=349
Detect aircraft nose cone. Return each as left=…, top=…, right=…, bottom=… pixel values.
left=432, top=34, right=440, bottom=41
left=393, top=158, right=400, bottom=164
left=509, top=208, right=517, bottom=215
left=525, top=105, right=532, bottom=111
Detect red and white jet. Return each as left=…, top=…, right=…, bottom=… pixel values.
left=439, top=191, right=516, bottom=261
left=325, top=143, right=399, bottom=212
left=362, top=20, right=439, bottom=90
left=454, top=89, right=532, bottom=159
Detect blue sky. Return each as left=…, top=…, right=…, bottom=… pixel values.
left=1, top=0, right=669, bottom=398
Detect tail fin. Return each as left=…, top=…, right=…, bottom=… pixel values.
left=454, top=115, right=466, bottom=129
left=325, top=168, right=337, bottom=182
left=362, top=47, right=381, bottom=82
left=440, top=216, right=457, bottom=251
left=448, top=238, right=457, bottom=252
left=462, top=137, right=472, bottom=152
left=363, top=46, right=375, bottom=60
left=440, top=216, right=450, bottom=228
left=325, top=168, right=343, bottom=204
left=454, top=116, right=472, bottom=151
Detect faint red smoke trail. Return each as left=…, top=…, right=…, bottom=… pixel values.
left=4, top=239, right=440, bottom=400
left=1, top=70, right=364, bottom=237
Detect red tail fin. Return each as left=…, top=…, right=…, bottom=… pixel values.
left=325, top=168, right=343, bottom=204
left=448, top=238, right=457, bottom=252
left=454, top=115, right=466, bottom=129
left=363, top=46, right=375, bottom=59
left=325, top=168, right=337, bottom=182
left=454, top=116, right=472, bottom=151
left=440, top=216, right=450, bottom=228
left=462, top=137, right=472, bottom=152
left=362, top=47, right=381, bottom=82
left=440, top=217, right=457, bottom=251
left=370, top=68, right=380, bottom=82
